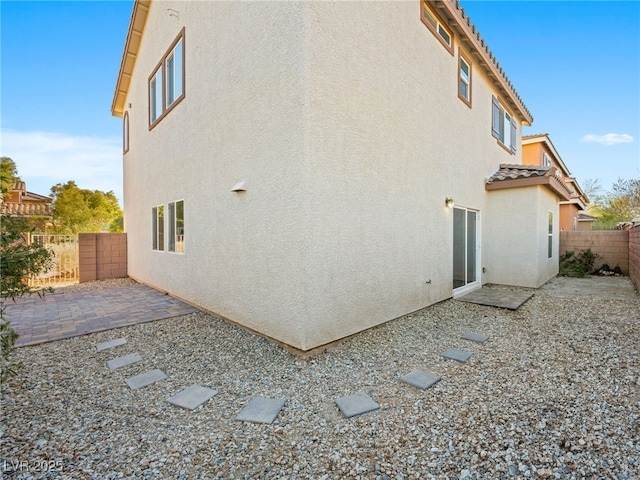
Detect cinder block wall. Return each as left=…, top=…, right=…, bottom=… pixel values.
left=559, top=230, right=629, bottom=274
left=79, top=233, right=127, bottom=283
left=630, top=226, right=640, bottom=293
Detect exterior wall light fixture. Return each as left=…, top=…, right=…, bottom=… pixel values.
left=231, top=181, right=246, bottom=192
left=445, top=197, right=454, bottom=208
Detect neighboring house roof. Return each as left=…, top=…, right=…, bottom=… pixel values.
left=578, top=213, right=596, bottom=221
left=522, top=133, right=571, bottom=177
left=111, top=0, right=533, bottom=125
left=522, top=133, right=589, bottom=210
left=485, top=164, right=573, bottom=201
left=1, top=181, right=53, bottom=217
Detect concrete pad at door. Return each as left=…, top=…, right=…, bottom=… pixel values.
left=125, top=369, right=167, bottom=390
left=107, top=352, right=143, bottom=370
left=461, top=332, right=490, bottom=344
left=236, top=397, right=286, bottom=424
left=441, top=349, right=472, bottom=363
left=400, top=370, right=441, bottom=390
left=96, top=338, right=127, bottom=352
left=167, top=385, right=218, bottom=410
left=335, top=392, right=380, bottom=418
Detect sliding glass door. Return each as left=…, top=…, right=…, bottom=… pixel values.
left=453, top=207, right=479, bottom=291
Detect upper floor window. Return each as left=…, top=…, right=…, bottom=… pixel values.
left=123, top=111, right=130, bottom=154
left=543, top=152, right=551, bottom=167
left=149, top=29, right=185, bottom=129
left=167, top=38, right=183, bottom=107
left=421, top=1, right=454, bottom=55
left=458, top=52, right=472, bottom=107
left=491, top=96, right=516, bottom=153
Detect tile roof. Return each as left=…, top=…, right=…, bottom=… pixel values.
left=447, top=0, right=533, bottom=124
left=522, top=133, right=549, bottom=140
left=486, top=164, right=552, bottom=183
left=485, top=164, right=573, bottom=201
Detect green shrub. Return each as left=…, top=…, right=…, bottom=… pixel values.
left=559, top=249, right=600, bottom=278
left=1, top=214, right=54, bottom=385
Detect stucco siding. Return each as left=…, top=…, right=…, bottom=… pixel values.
left=121, top=1, right=528, bottom=350
left=124, top=1, right=310, bottom=346
left=484, top=186, right=558, bottom=288
left=297, top=2, right=522, bottom=347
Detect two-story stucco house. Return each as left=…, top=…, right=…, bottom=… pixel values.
left=522, top=133, right=589, bottom=231
left=112, top=0, right=560, bottom=351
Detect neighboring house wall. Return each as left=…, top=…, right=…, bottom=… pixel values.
left=521, top=142, right=545, bottom=166
left=79, top=233, right=127, bottom=283
left=118, top=1, right=532, bottom=350
left=560, top=203, right=580, bottom=231
left=485, top=186, right=559, bottom=287
left=629, top=226, right=640, bottom=293
left=577, top=219, right=594, bottom=231
left=559, top=231, right=629, bottom=274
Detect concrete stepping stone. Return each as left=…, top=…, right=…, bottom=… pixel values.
left=107, top=352, right=143, bottom=370
left=441, top=348, right=472, bottom=363
left=125, top=369, right=167, bottom=390
left=166, top=385, right=218, bottom=411
left=335, top=392, right=380, bottom=419
left=236, top=397, right=286, bottom=424
left=96, top=338, right=127, bottom=352
left=461, top=332, right=490, bottom=344
left=400, top=370, right=441, bottom=390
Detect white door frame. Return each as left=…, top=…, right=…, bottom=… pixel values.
left=452, top=206, right=482, bottom=298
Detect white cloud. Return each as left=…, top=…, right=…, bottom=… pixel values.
left=1, top=130, right=122, bottom=203
left=580, top=133, right=634, bottom=146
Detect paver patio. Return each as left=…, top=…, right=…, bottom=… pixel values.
left=456, top=288, right=534, bottom=310
left=4, top=283, right=198, bottom=346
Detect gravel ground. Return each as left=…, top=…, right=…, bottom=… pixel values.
left=1, top=280, right=639, bottom=479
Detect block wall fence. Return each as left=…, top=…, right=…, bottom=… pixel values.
left=78, top=233, right=127, bottom=283
left=559, top=230, right=629, bottom=274
left=630, top=226, right=640, bottom=294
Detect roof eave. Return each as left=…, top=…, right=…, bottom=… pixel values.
left=435, top=0, right=533, bottom=126
left=485, top=175, right=572, bottom=201
left=522, top=134, right=572, bottom=176
left=111, top=0, right=151, bottom=118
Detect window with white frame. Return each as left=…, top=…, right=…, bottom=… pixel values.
left=491, top=96, right=516, bottom=153
left=148, top=29, right=185, bottom=128
left=168, top=200, right=184, bottom=253
left=548, top=211, right=553, bottom=258
left=458, top=52, right=472, bottom=107
left=543, top=152, right=551, bottom=167
left=421, top=1, right=453, bottom=54
left=152, top=205, right=164, bottom=251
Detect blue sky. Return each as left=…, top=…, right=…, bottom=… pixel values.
left=1, top=1, right=639, bottom=206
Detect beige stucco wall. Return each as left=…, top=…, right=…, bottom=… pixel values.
left=123, top=1, right=526, bottom=350
left=484, top=186, right=559, bottom=288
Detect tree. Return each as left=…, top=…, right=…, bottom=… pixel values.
left=1, top=214, right=54, bottom=384
left=0, top=157, right=20, bottom=197
left=590, top=178, right=640, bottom=229
left=50, top=181, right=123, bottom=233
